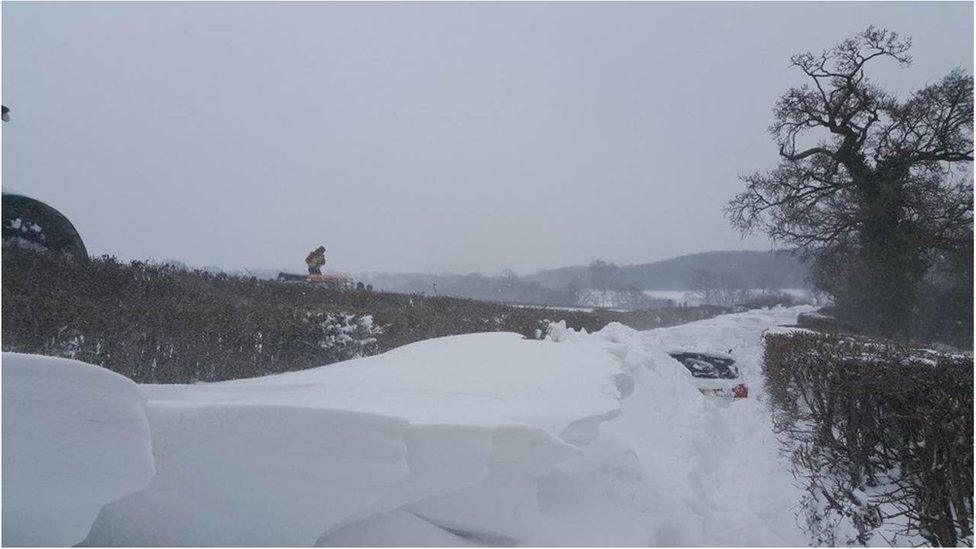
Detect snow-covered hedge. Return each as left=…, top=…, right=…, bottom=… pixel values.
left=764, top=331, right=973, bottom=546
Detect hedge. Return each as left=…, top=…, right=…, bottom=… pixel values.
left=2, top=249, right=727, bottom=383
left=764, top=331, right=973, bottom=546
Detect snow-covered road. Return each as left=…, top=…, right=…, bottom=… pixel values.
left=3, top=306, right=813, bottom=546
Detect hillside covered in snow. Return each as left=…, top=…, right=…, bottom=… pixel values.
left=4, top=307, right=813, bottom=546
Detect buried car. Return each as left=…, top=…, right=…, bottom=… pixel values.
left=667, top=351, right=748, bottom=398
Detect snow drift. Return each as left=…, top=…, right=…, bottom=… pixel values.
left=81, top=333, right=624, bottom=546
left=2, top=353, right=154, bottom=547
left=3, top=307, right=812, bottom=546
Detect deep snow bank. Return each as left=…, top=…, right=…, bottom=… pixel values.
left=5, top=306, right=813, bottom=546
left=81, top=332, right=630, bottom=546
left=522, top=307, right=812, bottom=546
left=2, top=353, right=154, bottom=547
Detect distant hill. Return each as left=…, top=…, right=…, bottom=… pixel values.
left=529, top=250, right=810, bottom=291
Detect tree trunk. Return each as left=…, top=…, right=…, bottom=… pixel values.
left=845, top=161, right=926, bottom=338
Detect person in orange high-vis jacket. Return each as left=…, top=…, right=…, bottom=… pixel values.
left=305, top=246, right=326, bottom=275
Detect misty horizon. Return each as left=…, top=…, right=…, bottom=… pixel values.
left=220, top=247, right=792, bottom=278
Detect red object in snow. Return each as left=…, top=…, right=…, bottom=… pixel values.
left=732, top=384, right=749, bottom=399
left=306, top=273, right=349, bottom=285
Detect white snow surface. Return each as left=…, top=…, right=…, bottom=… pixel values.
left=2, top=353, right=155, bottom=547
left=3, top=306, right=814, bottom=547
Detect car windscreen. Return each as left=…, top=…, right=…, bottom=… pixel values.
left=668, top=352, right=740, bottom=379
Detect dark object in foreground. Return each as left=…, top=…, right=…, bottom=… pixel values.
left=2, top=194, right=87, bottom=259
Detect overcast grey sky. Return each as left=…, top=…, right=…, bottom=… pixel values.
left=3, top=2, right=972, bottom=274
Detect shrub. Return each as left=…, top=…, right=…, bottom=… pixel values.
left=764, top=331, right=973, bottom=546
left=2, top=249, right=727, bottom=383
left=738, top=290, right=800, bottom=309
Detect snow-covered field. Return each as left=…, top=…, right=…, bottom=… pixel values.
left=3, top=306, right=815, bottom=547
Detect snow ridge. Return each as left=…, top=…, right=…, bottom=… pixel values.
left=77, top=331, right=628, bottom=546
left=4, top=306, right=812, bottom=546
left=2, top=353, right=155, bottom=547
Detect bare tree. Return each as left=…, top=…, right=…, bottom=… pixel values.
left=716, top=272, right=750, bottom=307
left=726, top=27, right=973, bottom=337
left=689, top=269, right=720, bottom=305
left=755, top=272, right=781, bottom=296
left=690, top=269, right=751, bottom=306
left=586, top=260, right=624, bottom=291
left=585, top=260, right=630, bottom=307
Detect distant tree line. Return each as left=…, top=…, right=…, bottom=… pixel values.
left=527, top=250, right=810, bottom=293
left=686, top=268, right=823, bottom=308
left=364, top=257, right=815, bottom=310
left=569, top=261, right=670, bottom=309
left=362, top=262, right=672, bottom=310
left=362, top=270, right=582, bottom=307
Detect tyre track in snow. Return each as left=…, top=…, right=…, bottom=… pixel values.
left=538, top=306, right=812, bottom=546
left=642, top=307, right=812, bottom=546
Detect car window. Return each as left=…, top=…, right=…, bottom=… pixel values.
left=668, top=353, right=739, bottom=379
